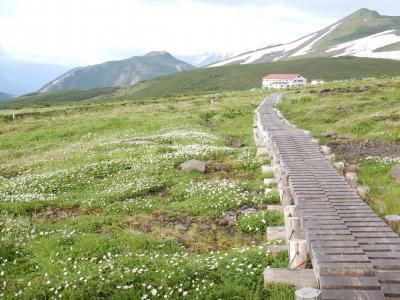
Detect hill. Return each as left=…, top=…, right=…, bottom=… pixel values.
left=2, top=56, right=400, bottom=109
left=39, top=51, right=195, bottom=93
left=210, top=8, right=400, bottom=67
left=0, top=53, right=70, bottom=95
left=0, top=92, right=13, bottom=101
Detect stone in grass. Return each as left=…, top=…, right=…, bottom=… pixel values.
left=389, top=164, right=400, bottom=181
left=214, top=162, right=231, bottom=172
left=345, top=164, right=359, bottom=174
left=174, top=224, right=188, bottom=231
left=178, top=160, right=206, bottom=173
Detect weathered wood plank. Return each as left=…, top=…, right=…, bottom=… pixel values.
left=321, top=289, right=385, bottom=300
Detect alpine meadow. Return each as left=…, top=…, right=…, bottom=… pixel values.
left=1, top=2, right=400, bottom=300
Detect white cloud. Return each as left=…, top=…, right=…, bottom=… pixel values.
left=0, top=0, right=337, bottom=66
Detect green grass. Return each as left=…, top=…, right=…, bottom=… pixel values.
left=0, top=89, right=295, bottom=299
left=278, top=77, right=400, bottom=217
left=3, top=57, right=400, bottom=109
left=374, top=42, right=400, bottom=52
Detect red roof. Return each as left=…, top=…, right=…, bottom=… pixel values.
left=263, top=74, right=302, bottom=80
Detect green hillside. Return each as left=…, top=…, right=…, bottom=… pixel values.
left=39, top=51, right=195, bottom=93
left=2, top=56, right=400, bottom=109
left=317, top=8, right=400, bottom=48
left=0, top=92, right=13, bottom=100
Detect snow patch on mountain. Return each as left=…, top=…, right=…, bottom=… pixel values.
left=292, top=22, right=342, bottom=57
left=327, top=30, right=400, bottom=60
left=209, top=34, right=317, bottom=67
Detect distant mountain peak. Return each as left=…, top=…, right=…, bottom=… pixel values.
left=39, top=52, right=194, bottom=93
left=145, top=51, right=171, bottom=57
left=209, top=8, right=400, bottom=67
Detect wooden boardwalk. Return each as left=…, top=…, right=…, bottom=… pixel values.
left=257, top=93, right=400, bottom=299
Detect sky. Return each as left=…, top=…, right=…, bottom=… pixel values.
left=0, top=0, right=399, bottom=66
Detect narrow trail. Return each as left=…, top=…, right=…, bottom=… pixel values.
left=256, top=93, right=400, bottom=299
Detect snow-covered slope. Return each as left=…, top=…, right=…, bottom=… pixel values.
left=208, top=9, right=400, bottom=67
left=327, top=30, right=400, bottom=60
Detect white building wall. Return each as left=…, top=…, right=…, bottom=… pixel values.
left=262, top=76, right=307, bottom=89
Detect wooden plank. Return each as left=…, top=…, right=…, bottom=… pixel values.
left=315, top=262, right=375, bottom=276
left=321, top=289, right=385, bottom=300
left=314, top=254, right=370, bottom=263
left=263, top=268, right=318, bottom=289
left=311, top=247, right=364, bottom=255
left=319, top=275, right=380, bottom=289
left=369, top=259, right=400, bottom=270
left=375, top=271, right=400, bottom=283
left=381, top=283, right=400, bottom=297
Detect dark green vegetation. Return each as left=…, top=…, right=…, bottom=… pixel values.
left=39, top=51, right=194, bottom=93
left=0, top=89, right=294, bottom=299
left=279, top=77, right=400, bottom=218
left=3, top=56, right=400, bottom=110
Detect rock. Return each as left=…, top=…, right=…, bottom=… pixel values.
left=337, top=106, right=352, bottom=112
left=218, top=219, right=229, bottom=226
left=214, top=163, right=231, bottom=172
left=345, top=172, right=358, bottom=189
left=178, top=160, right=206, bottom=173
left=356, top=186, right=369, bottom=200
left=241, top=207, right=256, bottom=215
left=389, top=164, right=400, bottom=181
left=337, top=133, right=355, bottom=140
left=345, top=164, right=359, bottom=174
left=323, top=131, right=337, bottom=138
left=333, top=162, right=345, bottom=176
left=174, top=224, right=188, bottom=231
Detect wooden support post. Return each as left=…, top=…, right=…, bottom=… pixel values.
left=295, top=287, right=321, bottom=300
left=264, top=178, right=277, bottom=185
left=264, top=269, right=318, bottom=289
left=384, top=215, right=400, bottom=232
left=289, top=239, right=308, bottom=270
left=333, top=162, right=345, bottom=176
left=311, top=138, right=319, bottom=145
left=267, top=205, right=284, bottom=213
left=320, top=145, right=331, bottom=155
left=356, top=186, right=370, bottom=201
left=345, top=172, right=357, bottom=189
left=279, top=186, right=293, bottom=206
left=324, top=154, right=335, bottom=163
left=261, top=165, right=274, bottom=174
left=286, top=217, right=302, bottom=241
left=266, top=226, right=286, bottom=241
left=284, top=205, right=298, bottom=218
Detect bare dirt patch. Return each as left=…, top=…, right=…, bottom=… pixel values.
left=33, top=206, right=101, bottom=222
left=125, top=212, right=261, bottom=253
left=329, top=140, right=400, bottom=161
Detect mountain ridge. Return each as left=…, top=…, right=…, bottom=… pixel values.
left=209, top=8, right=400, bottom=67
left=39, top=51, right=195, bottom=93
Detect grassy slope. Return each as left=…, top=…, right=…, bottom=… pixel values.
left=3, top=57, right=400, bottom=109
left=278, top=77, right=400, bottom=217
left=374, top=41, right=400, bottom=52
left=0, top=89, right=294, bottom=299
left=316, top=9, right=400, bottom=48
